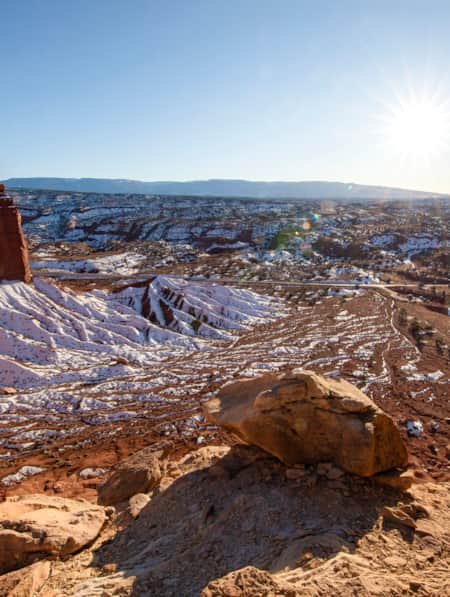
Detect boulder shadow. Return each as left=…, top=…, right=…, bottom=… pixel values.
left=90, top=445, right=411, bottom=597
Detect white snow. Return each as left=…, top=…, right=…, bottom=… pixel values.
left=0, top=277, right=283, bottom=390
left=79, top=467, right=107, bottom=479
left=1, top=465, right=46, bottom=486
left=31, top=252, right=146, bottom=276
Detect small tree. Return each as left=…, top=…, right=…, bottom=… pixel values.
left=398, top=307, right=408, bottom=326
left=435, top=338, right=445, bottom=356
left=410, top=318, right=422, bottom=341
left=191, top=319, right=201, bottom=333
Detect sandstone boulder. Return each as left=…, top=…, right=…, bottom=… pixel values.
left=0, top=495, right=105, bottom=574
left=98, top=447, right=162, bottom=505
left=204, top=369, right=407, bottom=476
left=0, top=561, right=50, bottom=597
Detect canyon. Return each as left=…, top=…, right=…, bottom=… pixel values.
left=0, top=186, right=448, bottom=595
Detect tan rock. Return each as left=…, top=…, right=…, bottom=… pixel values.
left=381, top=505, right=417, bottom=529
left=201, top=565, right=300, bottom=597
left=176, top=445, right=231, bottom=474
left=0, top=494, right=105, bottom=574
left=128, top=493, right=150, bottom=518
left=0, top=561, right=50, bottom=597
left=373, top=469, right=416, bottom=491
left=384, top=555, right=408, bottom=569
left=98, top=447, right=161, bottom=506
left=204, top=369, right=408, bottom=477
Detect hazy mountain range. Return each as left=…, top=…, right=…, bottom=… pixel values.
left=2, top=177, right=446, bottom=200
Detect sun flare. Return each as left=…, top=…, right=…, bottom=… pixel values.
left=383, top=95, right=450, bottom=160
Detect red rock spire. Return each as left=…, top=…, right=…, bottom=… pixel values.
left=0, top=184, right=32, bottom=283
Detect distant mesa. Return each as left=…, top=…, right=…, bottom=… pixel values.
left=0, top=184, right=32, bottom=284
left=2, top=177, right=447, bottom=200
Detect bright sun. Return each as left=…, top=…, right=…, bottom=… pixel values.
left=383, top=95, right=450, bottom=160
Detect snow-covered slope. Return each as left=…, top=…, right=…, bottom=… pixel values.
left=0, top=277, right=281, bottom=389
left=31, top=252, right=146, bottom=275
left=115, top=276, right=278, bottom=340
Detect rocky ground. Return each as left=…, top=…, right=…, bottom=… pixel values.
left=1, top=444, right=448, bottom=596
left=0, top=278, right=448, bottom=595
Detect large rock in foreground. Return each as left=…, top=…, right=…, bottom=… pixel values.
left=204, top=370, right=407, bottom=476
left=0, top=495, right=105, bottom=574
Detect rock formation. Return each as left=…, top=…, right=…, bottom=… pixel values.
left=0, top=494, right=105, bottom=574
left=204, top=369, right=408, bottom=476
left=0, top=185, right=32, bottom=284
left=98, top=447, right=162, bottom=506
left=0, top=561, right=50, bottom=597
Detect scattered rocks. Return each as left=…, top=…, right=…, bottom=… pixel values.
left=98, top=447, right=161, bottom=505
left=0, top=446, right=445, bottom=597
left=0, top=494, right=105, bottom=574
left=205, top=369, right=408, bottom=476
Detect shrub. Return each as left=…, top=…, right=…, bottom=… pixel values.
left=398, top=307, right=408, bottom=326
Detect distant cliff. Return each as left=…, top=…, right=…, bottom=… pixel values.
left=2, top=177, right=446, bottom=200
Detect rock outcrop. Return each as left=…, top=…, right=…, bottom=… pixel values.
left=204, top=369, right=408, bottom=476
left=0, top=561, right=50, bottom=597
left=0, top=185, right=32, bottom=284
left=0, top=494, right=105, bottom=574
left=98, top=447, right=162, bottom=505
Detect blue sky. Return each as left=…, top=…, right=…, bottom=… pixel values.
left=2, top=0, right=450, bottom=192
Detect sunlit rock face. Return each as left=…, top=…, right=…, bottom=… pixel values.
left=0, top=185, right=32, bottom=284
left=205, top=369, right=408, bottom=476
